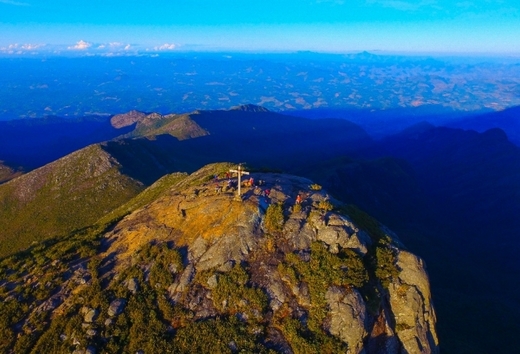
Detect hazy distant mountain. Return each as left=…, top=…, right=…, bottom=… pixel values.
left=112, top=110, right=209, bottom=140
left=169, top=105, right=372, bottom=171
left=369, top=126, right=520, bottom=238
left=288, top=106, right=486, bottom=139
left=444, top=105, right=520, bottom=146
left=0, top=106, right=371, bottom=174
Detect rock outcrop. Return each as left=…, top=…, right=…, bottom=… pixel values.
left=110, top=110, right=147, bottom=128
left=99, top=163, right=438, bottom=353
left=0, top=163, right=438, bottom=353
left=388, top=251, right=438, bottom=354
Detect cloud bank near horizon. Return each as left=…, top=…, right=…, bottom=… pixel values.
left=0, top=40, right=180, bottom=56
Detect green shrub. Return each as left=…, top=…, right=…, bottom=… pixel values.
left=339, top=249, right=369, bottom=288
left=212, top=264, right=268, bottom=318
left=374, top=246, right=399, bottom=288
left=280, top=242, right=368, bottom=333
left=173, top=316, right=271, bottom=353
left=317, top=200, right=333, bottom=212
left=149, top=263, right=174, bottom=289
left=309, top=184, right=322, bottom=191
left=279, top=318, right=347, bottom=354
left=265, top=202, right=285, bottom=233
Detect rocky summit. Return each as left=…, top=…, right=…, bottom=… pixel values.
left=0, top=163, right=438, bottom=354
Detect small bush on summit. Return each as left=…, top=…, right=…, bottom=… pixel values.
left=317, top=200, right=333, bottom=212
left=265, top=202, right=285, bottom=233
left=374, top=245, right=399, bottom=288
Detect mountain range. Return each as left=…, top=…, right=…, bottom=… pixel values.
left=1, top=104, right=519, bottom=353
left=0, top=162, right=439, bottom=353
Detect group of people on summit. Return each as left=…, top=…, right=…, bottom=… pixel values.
left=213, top=172, right=303, bottom=206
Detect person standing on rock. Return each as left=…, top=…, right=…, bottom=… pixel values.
left=296, top=194, right=302, bottom=204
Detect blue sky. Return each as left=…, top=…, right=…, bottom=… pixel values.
left=1, top=0, right=519, bottom=55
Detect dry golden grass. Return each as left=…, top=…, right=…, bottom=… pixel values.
left=103, top=184, right=258, bottom=269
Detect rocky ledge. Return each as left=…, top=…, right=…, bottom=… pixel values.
left=0, top=163, right=438, bottom=353
left=100, top=163, right=438, bottom=353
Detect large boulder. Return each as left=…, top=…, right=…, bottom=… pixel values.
left=108, top=298, right=126, bottom=317
left=325, top=286, right=368, bottom=353
left=388, top=251, right=439, bottom=354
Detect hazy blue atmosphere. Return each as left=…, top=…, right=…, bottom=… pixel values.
left=1, top=0, right=520, bottom=55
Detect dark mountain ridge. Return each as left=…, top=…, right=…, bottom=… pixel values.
left=444, top=105, right=520, bottom=146
left=301, top=124, right=520, bottom=353
left=0, top=161, right=21, bottom=184
left=1, top=105, right=519, bottom=352
left=287, top=106, right=487, bottom=139
left=0, top=106, right=371, bottom=173
left=0, top=107, right=372, bottom=256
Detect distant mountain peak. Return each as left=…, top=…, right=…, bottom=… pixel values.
left=229, top=104, right=270, bottom=112
left=482, top=127, right=508, bottom=142
left=110, top=110, right=147, bottom=128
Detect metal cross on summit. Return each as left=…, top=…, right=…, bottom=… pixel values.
left=229, top=163, right=249, bottom=198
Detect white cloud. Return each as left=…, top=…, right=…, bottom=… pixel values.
left=1, top=43, right=45, bottom=53
left=124, top=44, right=131, bottom=50
left=0, top=0, right=30, bottom=6
left=68, top=40, right=92, bottom=50
left=154, top=43, right=176, bottom=51
left=20, top=43, right=42, bottom=50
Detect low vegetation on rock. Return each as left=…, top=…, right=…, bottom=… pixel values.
left=0, top=163, right=438, bottom=353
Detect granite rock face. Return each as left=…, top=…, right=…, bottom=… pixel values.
left=388, top=251, right=439, bottom=354
left=325, top=286, right=368, bottom=354
left=1, top=163, right=438, bottom=353
left=100, top=165, right=438, bottom=353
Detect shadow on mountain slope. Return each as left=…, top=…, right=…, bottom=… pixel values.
left=0, top=116, right=133, bottom=170
left=299, top=124, right=520, bottom=353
